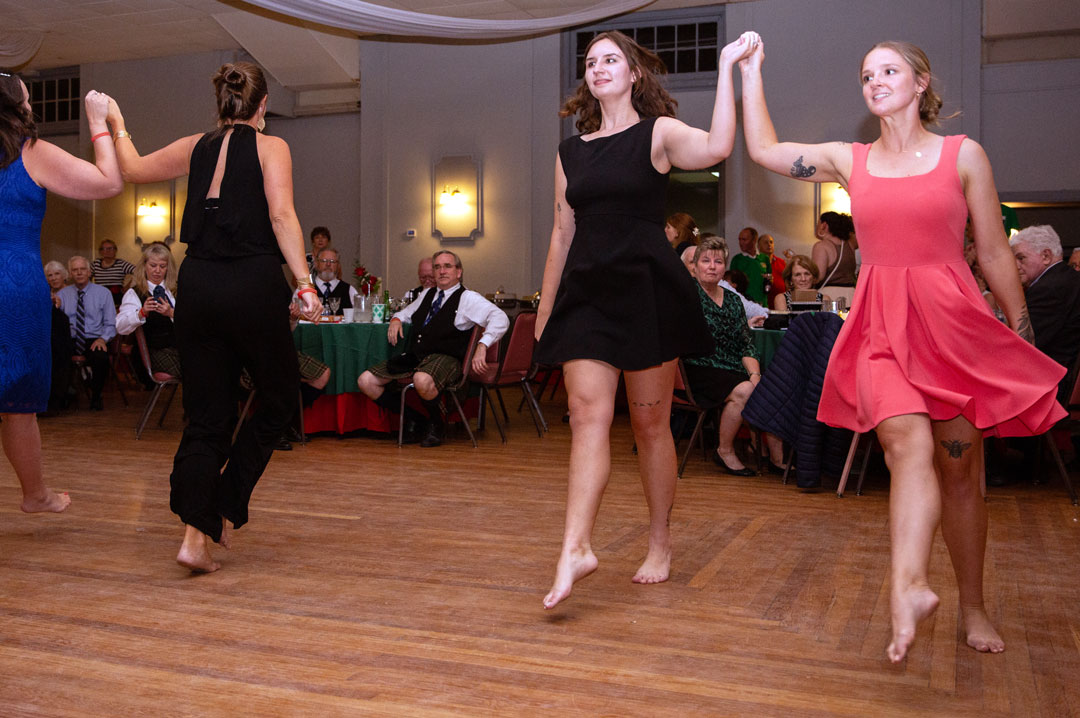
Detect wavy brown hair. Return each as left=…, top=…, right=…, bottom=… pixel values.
left=0, top=70, right=38, bottom=169
left=211, top=62, right=267, bottom=128
left=559, top=31, right=677, bottom=134
left=862, top=41, right=944, bottom=126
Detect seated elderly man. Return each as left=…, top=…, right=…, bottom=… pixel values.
left=1010, top=225, right=1080, bottom=391
left=57, top=255, right=116, bottom=410
left=302, top=247, right=358, bottom=315
left=405, top=256, right=436, bottom=303
left=357, top=250, right=508, bottom=447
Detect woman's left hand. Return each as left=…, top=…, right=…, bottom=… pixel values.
left=299, top=292, right=322, bottom=322
left=721, top=31, right=760, bottom=67
left=84, top=91, right=110, bottom=127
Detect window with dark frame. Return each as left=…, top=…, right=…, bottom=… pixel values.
left=26, top=68, right=81, bottom=135
left=571, top=16, right=720, bottom=83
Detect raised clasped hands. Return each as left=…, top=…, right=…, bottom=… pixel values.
left=738, top=33, right=765, bottom=72
left=105, top=96, right=124, bottom=131
left=83, top=90, right=111, bottom=127
left=720, top=31, right=761, bottom=67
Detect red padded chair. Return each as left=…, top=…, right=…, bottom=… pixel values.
left=473, top=312, right=546, bottom=442
left=134, top=325, right=180, bottom=439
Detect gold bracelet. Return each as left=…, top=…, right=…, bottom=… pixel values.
left=295, top=276, right=314, bottom=290
left=114, top=130, right=132, bottom=141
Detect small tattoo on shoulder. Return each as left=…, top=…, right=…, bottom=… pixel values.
left=940, top=440, right=973, bottom=459
left=557, top=202, right=562, bottom=213
left=790, top=155, right=816, bottom=178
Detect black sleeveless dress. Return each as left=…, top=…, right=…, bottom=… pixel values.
left=536, top=118, right=709, bottom=370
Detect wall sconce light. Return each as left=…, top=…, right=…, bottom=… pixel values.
left=812, top=182, right=851, bottom=230
left=432, top=154, right=482, bottom=241
left=136, top=199, right=168, bottom=219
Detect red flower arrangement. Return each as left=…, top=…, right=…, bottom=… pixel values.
left=353, top=262, right=381, bottom=296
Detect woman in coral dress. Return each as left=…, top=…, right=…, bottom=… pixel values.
left=739, top=40, right=1065, bottom=663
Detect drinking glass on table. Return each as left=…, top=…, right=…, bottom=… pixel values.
left=328, top=297, right=341, bottom=315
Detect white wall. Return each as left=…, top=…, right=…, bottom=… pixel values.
left=981, top=58, right=1080, bottom=200
left=359, top=35, right=560, bottom=298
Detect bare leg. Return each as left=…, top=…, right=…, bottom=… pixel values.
left=176, top=523, right=220, bottom=573
left=716, top=381, right=753, bottom=470
left=543, top=359, right=618, bottom=609
left=933, top=415, right=1004, bottom=654
left=625, top=360, right=679, bottom=585
left=1, top=413, right=70, bottom=513
left=356, top=370, right=392, bottom=400
left=876, top=414, right=941, bottom=663
left=219, top=517, right=233, bottom=550
left=764, top=433, right=785, bottom=466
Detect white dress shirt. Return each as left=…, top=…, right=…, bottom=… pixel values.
left=719, top=279, right=769, bottom=320
left=116, top=282, right=176, bottom=336
left=394, top=284, right=509, bottom=349
left=292, top=275, right=361, bottom=306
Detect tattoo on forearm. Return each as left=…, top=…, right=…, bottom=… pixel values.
left=940, top=440, right=973, bottom=459
left=1016, top=308, right=1034, bottom=344
left=790, top=155, right=816, bottom=178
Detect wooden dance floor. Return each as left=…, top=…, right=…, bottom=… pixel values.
left=2, top=388, right=1078, bottom=716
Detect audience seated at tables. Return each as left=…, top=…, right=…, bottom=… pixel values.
left=1010, top=224, right=1080, bottom=396
left=357, top=250, right=508, bottom=447
left=757, top=232, right=787, bottom=304
left=43, top=261, right=74, bottom=412
left=299, top=247, right=358, bottom=315
left=405, top=256, right=436, bottom=303
left=810, top=212, right=856, bottom=289
left=683, top=236, right=784, bottom=475
left=773, top=255, right=832, bottom=311
left=116, top=242, right=180, bottom=380
left=682, top=240, right=767, bottom=327
left=57, top=255, right=116, bottom=410
left=729, top=226, right=768, bottom=305
left=665, top=212, right=699, bottom=256
left=305, top=225, right=331, bottom=272
left=90, top=238, right=134, bottom=307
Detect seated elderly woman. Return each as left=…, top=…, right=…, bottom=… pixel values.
left=43, top=261, right=73, bottom=411
left=773, top=255, right=832, bottom=311
left=684, top=236, right=783, bottom=475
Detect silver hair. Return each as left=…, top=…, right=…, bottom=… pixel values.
left=693, top=235, right=728, bottom=264
left=44, top=260, right=68, bottom=280
left=68, top=255, right=90, bottom=270
left=1010, top=224, right=1062, bottom=259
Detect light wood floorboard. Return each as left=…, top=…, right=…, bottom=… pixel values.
left=1, top=388, right=1078, bottom=716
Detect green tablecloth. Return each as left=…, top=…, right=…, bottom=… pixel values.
left=751, top=328, right=784, bottom=372
left=293, top=322, right=406, bottom=395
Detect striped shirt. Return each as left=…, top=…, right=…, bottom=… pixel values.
left=90, top=257, right=135, bottom=289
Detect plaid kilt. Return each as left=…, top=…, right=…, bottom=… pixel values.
left=240, top=351, right=328, bottom=390
left=368, top=352, right=462, bottom=393
left=149, top=347, right=182, bottom=378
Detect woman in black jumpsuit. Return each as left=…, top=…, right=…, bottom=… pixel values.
left=107, top=62, right=321, bottom=572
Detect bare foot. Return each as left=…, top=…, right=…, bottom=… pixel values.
left=632, top=543, right=671, bottom=584
left=20, top=489, right=70, bottom=513
left=961, top=605, right=1005, bottom=654
left=887, top=584, right=940, bottom=663
left=176, top=526, right=220, bottom=573
left=219, top=517, right=232, bottom=550
left=543, top=548, right=598, bottom=609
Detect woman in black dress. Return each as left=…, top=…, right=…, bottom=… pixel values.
left=106, top=62, right=321, bottom=572
left=535, top=30, right=760, bottom=608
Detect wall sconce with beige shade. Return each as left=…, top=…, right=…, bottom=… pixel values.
left=432, top=154, right=482, bottom=241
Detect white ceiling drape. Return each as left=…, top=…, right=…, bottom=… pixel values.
left=242, top=0, right=654, bottom=39
left=0, top=32, right=44, bottom=68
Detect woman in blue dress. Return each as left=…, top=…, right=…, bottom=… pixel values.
left=0, top=70, right=122, bottom=512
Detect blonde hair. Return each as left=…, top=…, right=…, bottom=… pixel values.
left=131, top=242, right=177, bottom=296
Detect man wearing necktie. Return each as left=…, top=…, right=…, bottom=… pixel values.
left=357, top=250, right=509, bottom=447
left=295, top=248, right=359, bottom=316
left=57, top=256, right=116, bottom=410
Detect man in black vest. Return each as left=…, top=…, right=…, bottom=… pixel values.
left=358, top=250, right=509, bottom=446
left=301, top=247, right=358, bottom=315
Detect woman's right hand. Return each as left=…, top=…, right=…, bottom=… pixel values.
left=739, top=37, right=765, bottom=73
left=721, top=31, right=760, bottom=68
left=299, top=291, right=322, bottom=322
